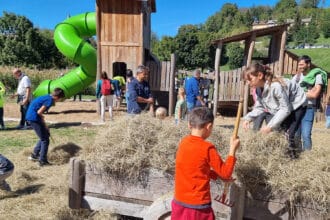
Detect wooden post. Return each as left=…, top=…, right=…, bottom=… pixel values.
left=168, top=54, right=176, bottom=116
left=69, top=158, right=85, bottom=209
left=96, top=1, right=101, bottom=115
left=243, top=33, right=256, bottom=116
left=213, top=42, right=223, bottom=117
left=278, top=29, right=287, bottom=76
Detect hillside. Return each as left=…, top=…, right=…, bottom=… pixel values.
left=290, top=49, right=330, bottom=72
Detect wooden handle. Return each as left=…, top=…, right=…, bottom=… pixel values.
left=233, top=99, right=243, bottom=138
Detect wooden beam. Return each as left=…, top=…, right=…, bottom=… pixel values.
left=99, top=41, right=141, bottom=47
left=213, top=42, right=222, bottom=117
left=96, top=1, right=101, bottom=115
left=243, top=33, right=256, bottom=116
left=278, top=30, right=287, bottom=76
left=69, top=158, right=85, bottom=209
left=168, top=54, right=176, bottom=116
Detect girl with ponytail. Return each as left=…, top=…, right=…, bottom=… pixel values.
left=243, top=63, right=306, bottom=159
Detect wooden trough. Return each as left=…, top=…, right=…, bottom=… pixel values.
left=69, top=158, right=328, bottom=219
left=69, top=158, right=245, bottom=220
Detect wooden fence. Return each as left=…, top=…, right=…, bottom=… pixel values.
left=147, top=60, right=172, bottom=92
left=219, top=68, right=243, bottom=101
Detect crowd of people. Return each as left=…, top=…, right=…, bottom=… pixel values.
left=171, top=55, right=328, bottom=219
left=0, top=56, right=328, bottom=220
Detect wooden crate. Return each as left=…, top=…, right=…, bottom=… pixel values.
left=69, top=158, right=245, bottom=220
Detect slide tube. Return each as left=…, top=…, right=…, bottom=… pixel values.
left=33, top=12, right=96, bottom=98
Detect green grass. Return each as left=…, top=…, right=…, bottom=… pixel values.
left=315, top=34, right=330, bottom=45
left=0, top=121, right=98, bottom=154
left=289, top=48, right=330, bottom=72
left=220, top=64, right=231, bottom=71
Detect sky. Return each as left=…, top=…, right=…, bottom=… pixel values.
left=0, top=0, right=329, bottom=38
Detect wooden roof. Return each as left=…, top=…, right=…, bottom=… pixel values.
left=140, top=0, right=156, bottom=12
left=150, top=0, right=156, bottom=12
left=212, top=24, right=289, bottom=45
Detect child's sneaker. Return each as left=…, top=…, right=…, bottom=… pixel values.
left=28, top=153, right=39, bottom=161
left=39, top=160, right=51, bottom=167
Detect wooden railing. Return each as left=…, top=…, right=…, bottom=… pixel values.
left=219, top=68, right=243, bottom=101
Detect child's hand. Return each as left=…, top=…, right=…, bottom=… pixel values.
left=243, top=120, right=250, bottom=131
left=260, top=126, right=272, bottom=134
left=229, top=136, right=240, bottom=157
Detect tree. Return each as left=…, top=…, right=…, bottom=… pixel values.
left=300, top=0, right=320, bottom=8
left=250, top=6, right=273, bottom=22
left=0, top=12, right=70, bottom=68
left=273, top=0, right=298, bottom=23
left=226, top=43, right=244, bottom=69
left=175, top=25, right=200, bottom=69
left=152, top=36, right=176, bottom=61
left=204, top=3, right=239, bottom=33
left=319, top=8, right=330, bottom=38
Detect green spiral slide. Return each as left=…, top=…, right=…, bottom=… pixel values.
left=33, top=12, right=96, bottom=98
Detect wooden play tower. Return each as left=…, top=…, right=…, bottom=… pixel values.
left=95, top=0, right=176, bottom=114
left=95, top=0, right=156, bottom=78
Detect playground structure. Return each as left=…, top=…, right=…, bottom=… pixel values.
left=211, top=24, right=329, bottom=117
left=33, top=12, right=97, bottom=98
left=33, top=0, right=177, bottom=114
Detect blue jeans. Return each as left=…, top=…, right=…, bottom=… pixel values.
left=253, top=112, right=273, bottom=131
left=296, top=108, right=315, bottom=151
left=326, top=116, right=330, bottom=128
left=187, top=102, right=195, bottom=112
left=0, top=107, right=4, bottom=128
left=20, top=103, right=30, bottom=126
left=29, top=121, right=50, bottom=162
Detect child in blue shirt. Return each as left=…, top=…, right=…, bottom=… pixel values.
left=26, top=88, right=65, bottom=166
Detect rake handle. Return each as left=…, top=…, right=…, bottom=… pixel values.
left=233, top=99, right=243, bottom=138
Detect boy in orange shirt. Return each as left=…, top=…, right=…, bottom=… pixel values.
left=172, top=107, right=240, bottom=220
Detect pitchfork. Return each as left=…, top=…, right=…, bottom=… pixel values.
left=214, top=178, right=236, bottom=207
left=214, top=97, right=243, bottom=207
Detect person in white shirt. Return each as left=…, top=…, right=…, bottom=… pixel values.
left=11, top=68, right=32, bottom=129
left=291, top=55, right=326, bottom=151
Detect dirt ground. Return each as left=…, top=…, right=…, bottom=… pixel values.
left=4, top=99, right=101, bottom=124
left=1, top=99, right=329, bottom=219
left=4, top=99, right=239, bottom=125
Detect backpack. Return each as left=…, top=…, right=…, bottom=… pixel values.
left=101, top=79, right=111, bottom=95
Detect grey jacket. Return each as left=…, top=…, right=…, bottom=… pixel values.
left=244, top=81, right=291, bottom=129
left=283, top=78, right=307, bottom=110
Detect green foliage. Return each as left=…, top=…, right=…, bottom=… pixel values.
left=290, top=48, right=330, bottom=72
left=175, top=25, right=200, bottom=69
left=0, top=73, right=17, bottom=93
left=249, top=6, right=273, bottom=21
left=273, top=0, right=298, bottom=23
left=226, top=43, right=244, bottom=69
left=152, top=36, right=176, bottom=61
left=319, top=9, right=330, bottom=38
left=0, top=12, right=72, bottom=69
left=300, top=0, right=320, bottom=8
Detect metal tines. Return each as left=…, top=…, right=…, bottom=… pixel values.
left=214, top=178, right=235, bottom=207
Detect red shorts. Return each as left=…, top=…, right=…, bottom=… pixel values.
left=171, top=200, right=215, bottom=220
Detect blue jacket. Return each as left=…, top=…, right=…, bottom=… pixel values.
left=185, top=77, right=200, bottom=103
left=127, top=78, right=152, bottom=114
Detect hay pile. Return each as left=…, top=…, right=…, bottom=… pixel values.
left=84, top=114, right=329, bottom=215
left=0, top=130, right=115, bottom=219
left=237, top=131, right=329, bottom=214
left=83, top=114, right=189, bottom=182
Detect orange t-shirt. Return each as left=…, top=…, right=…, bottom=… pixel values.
left=174, top=135, right=236, bottom=206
